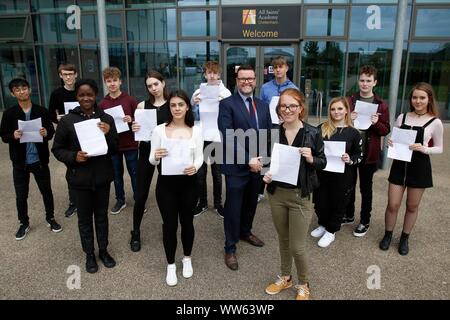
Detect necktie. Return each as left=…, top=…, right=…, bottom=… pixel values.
left=246, top=97, right=257, bottom=129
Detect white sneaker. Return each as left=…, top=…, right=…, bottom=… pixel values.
left=182, top=256, right=193, bottom=278
left=166, top=264, right=177, bottom=286
left=310, top=225, right=326, bottom=238
left=318, top=231, right=335, bottom=248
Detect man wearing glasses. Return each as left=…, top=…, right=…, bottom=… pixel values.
left=218, top=65, right=272, bottom=271
left=48, top=63, right=79, bottom=218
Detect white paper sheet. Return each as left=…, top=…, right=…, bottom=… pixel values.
left=269, top=143, right=301, bottom=185
left=199, top=97, right=220, bottom=142
left=323, top=141, right=346, bottom=173
left=354, top=100, right=379, bottom=130
left=74, top=118, right=108, bottom=157
left=103, top=105, right=129, bottom=133
left=199, top=85, right=220, bottom=100
left=18, top=118, right=43, bottom=143
left=387, top=127, right=417, bottom=162
left=269, top=96, right=280, bottom=125
left=161, top=138, right=194, bottom=175
left=134, top=109, right=157, bottom=141
left=64, top=102, right=80, bottom=114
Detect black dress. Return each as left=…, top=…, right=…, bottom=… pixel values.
left=388, top=113, right=436, bottom=188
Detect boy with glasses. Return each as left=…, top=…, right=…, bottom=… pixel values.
left=48, top=63, right=79, bottom=218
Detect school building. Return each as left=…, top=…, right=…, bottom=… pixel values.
left=0, top=0, right=449, bottom=120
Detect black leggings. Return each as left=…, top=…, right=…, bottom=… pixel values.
left=314, top=170, right=354, bottom=233
left=132, top=143, right=156, bottom=231
left=156, top=175, right=198, bottom=264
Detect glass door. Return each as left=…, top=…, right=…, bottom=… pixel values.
left=224, top=44, right=297, bottom=97
left=224, top=45, right=257, bottom=94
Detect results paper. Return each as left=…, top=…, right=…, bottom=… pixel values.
left=104, top=105, right=129, bottom=133
left=354, top=100, right=379, bottom=130
left=134, top=109, right=157, bottom=141
left=323, top=141, right=346, bottom=173
left=18, top=118, right=42, bottom=143
left=74, top=118, right=108, bottom=157
left=269, top=143, right=301, bottom=186
left=387, top=127, right=417, bottom=162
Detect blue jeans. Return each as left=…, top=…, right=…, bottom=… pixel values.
left=111, top=150, right=138, bottom=202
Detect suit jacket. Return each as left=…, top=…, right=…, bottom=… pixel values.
left=218, top=92, right=272, bottom=176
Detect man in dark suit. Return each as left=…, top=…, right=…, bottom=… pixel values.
left=218, top=65, right=272, bottom=270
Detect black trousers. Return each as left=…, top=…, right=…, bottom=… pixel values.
left=68, top=185, right=76, bottom=206
left=13, top=162, right=54, bottom=225
left=197, top=141, right=222, bottom=207
left=314, top=170, right=355, bottom=233
left=132, top=142, right=156, bottom=231
left=345, top=163, right=378, bottom=225
left=156, top=175, right=197, bottom=264
left=73, top=184, right=110, bottom=254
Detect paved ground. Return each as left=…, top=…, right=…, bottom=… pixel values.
left=0, top=122, right=448, bottom=300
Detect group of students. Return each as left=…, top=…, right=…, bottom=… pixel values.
left=0, top=59, right=443, bottom=300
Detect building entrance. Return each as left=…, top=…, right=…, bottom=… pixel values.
left=223, top=44, right=297, bottom=97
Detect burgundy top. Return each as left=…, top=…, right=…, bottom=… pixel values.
left=99, top=91, right=138, bottom=151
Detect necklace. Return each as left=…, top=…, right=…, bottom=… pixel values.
left=414, top=110, right=427, bottom=117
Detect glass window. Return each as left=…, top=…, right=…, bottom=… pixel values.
left=0, top=17, right=28, bottom=40
left=415, top=0, right=450, bottom=3
left=0, top=0, right=29, bottom=13
left=346, top=41, right=408, bottom=114
left=179, top=41, right=220, bottom=97
left=126, top=9, right=176, bottom=41
left=178, top=0, right=218, bottom=5
left=300, top=41, right=346, bottom=118
left=415, top=9, right=450, bottom=38
left=351, top=0, right=397, bottom=3
left=407, top=43, right=450, bottom=120
left=79, top=43, right=129, bottom=96
left=222, top=0, right=300, bottom=3
left=35, top=45, right=79, bottom=108
left=181, top=10, right=216, bottom=38
left=304, top=0, right=347, bottom=3
left=81, top=13, right=123, bottom=40
left=305, top=8, right=346, bottom=37
left=127, top=42, right=177, bottom=101
left=31, top=0, right=74, bottom=13
left=0, top=45, right=39, bottom=110
left=33, top=14, right=78, bottom=43
left=350, top=5, right=411, bottom=40
left=126, top=0, right=176, bottom=9
left=77, top=0, right=124, bottom=10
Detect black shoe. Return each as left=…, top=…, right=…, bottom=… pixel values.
left=64, top=204, right=77, bottom=218
left=86, top=253, right=98, bottom=273
left=130, top=230, right=141, bottom=252
left=15, top=224, right=30, bottom=241
left=99, top=250, right=116, bottom=268
left=398, top=233, right=409, bottom=256
left=46, top=219, right=63, bottom=233
left=379, top=231, right=393, bottom=251
left=341, top=216, right=355, bottom=225
left=110, top=200, right=126, bottom=215
left=214, top=205, right=224, bottom=218
left=353, top=223, right=370, bottom=237
left=194, top=203, right=208, bottom=217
